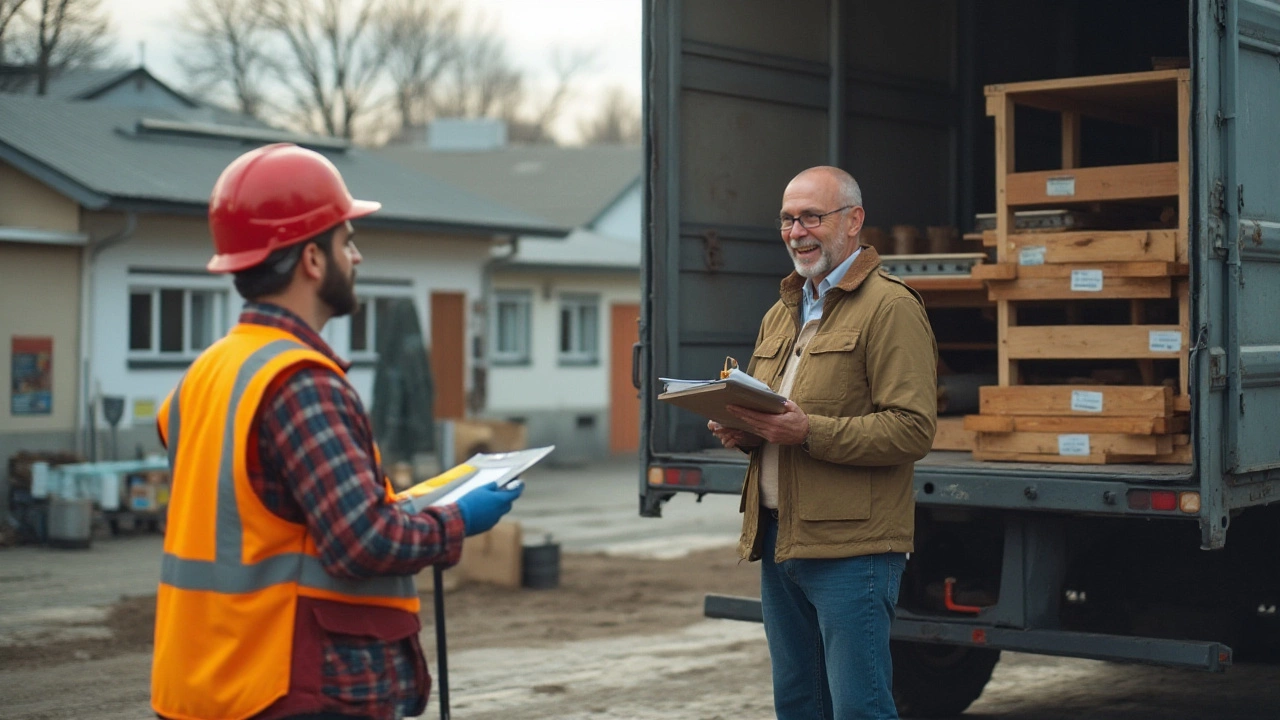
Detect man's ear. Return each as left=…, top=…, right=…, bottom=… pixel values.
left=297, top=242, right=325, bottom=282
left=848, top=206, right=866, bottom=241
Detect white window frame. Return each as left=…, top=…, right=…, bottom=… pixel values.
left=492, top=290, right=532, bottom=366
left=347, top=286, right=416, bottom=363
left=558, top=293, right=599, bottom=366
left=127, top=276, right=231, bottom=361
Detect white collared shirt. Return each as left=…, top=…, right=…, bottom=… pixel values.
left=800, top=247, right=862, bottom=325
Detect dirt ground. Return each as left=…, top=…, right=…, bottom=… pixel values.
left=0, top=547, right=758, bottom=674
left=6, top=545, right=1280, bottom=720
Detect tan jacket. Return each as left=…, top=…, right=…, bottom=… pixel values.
left=737, top=246, right=937, bottom=562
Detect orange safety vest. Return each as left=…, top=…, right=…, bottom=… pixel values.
left=151, top=323, right=421, bottom=720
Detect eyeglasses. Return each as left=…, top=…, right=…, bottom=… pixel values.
left=777, top=205, right=854, bottom=231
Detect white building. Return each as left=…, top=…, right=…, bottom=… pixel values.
left=0, top=83, right=563, bottom=466
left=380, top=135, right=642, bottom=463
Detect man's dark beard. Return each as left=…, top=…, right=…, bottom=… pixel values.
left=318, top=253, right=357, bottom=317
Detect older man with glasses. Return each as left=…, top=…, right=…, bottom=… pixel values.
left=708, top=165, right=938, bottom=719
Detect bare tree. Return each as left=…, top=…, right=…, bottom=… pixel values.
left=263, top=0, right=389, bottom=139
left=5, top=0, right=113, bottom=94
left=176, top=0, right=273, bottom=118
left=375, top=0, right=459, bottom=132
left=0, top=0, right=30, bottom=64
left=432, top=13, right=522, bottom=122
left=579, top=85, right=641, bottom=145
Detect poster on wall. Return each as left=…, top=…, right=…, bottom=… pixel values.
left=11, top=336, right=53, bottom=415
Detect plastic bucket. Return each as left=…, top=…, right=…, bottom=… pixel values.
left=521, top=541, right=561, bottom=589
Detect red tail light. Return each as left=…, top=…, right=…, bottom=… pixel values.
left=647, top=466, right=703, bottom=486
left=1127, top=489, right=1179, bottom=511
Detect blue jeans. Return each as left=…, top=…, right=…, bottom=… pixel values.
left=760, top=513, right=907, bottom=720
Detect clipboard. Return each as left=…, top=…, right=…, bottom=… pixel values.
left=657, top=357, right=786, bottom=431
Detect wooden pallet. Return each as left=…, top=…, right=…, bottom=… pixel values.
left=965, top=385, right=1188, bottom=465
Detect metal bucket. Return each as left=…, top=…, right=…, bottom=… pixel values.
left=521, top=539, right=561, bottom=590
left=47, top=496, right=93, bottom=549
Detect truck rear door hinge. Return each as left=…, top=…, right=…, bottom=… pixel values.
left=1209, top=347, right=1227, bottom=389
left=1214, top=0, right=1228, bottom=32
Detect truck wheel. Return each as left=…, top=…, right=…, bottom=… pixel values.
left=892, top=641, right=999, bottom=718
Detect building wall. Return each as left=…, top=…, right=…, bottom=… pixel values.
left=80, top=212, right=494, bottom=458
left=0, top=161, right=80, bottom=232
left=591, top=183, right=642, bottom=241
left=0, top=243, right=82, bottom=459
left=486, top=269, right=640, bottom=463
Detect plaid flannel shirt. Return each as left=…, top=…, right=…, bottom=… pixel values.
left=244, top=302, right=464, bottom=720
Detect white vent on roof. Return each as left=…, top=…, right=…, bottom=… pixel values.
left=427, top=118, right=507, bottom=151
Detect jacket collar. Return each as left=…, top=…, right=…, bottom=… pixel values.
left=780, top=245, right=882, bottom=307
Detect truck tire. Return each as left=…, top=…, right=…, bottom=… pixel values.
left=892, top=641, right=1000, bottom=718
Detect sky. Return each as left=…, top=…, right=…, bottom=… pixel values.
left=98, top=0, right=643, bottom=142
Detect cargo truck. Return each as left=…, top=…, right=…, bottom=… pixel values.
left=637, top=1, right=1280, bottom=715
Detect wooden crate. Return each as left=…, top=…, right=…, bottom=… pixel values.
left=983, top=69, right=1192, bottom=410
left=965, top=385, right=1189, bottom=465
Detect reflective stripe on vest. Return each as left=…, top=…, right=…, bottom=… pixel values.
left=161, top=338, right=416, bottom=600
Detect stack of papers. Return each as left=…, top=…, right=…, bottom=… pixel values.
left=395, top=446, right=554, bottom=513
left=657, top=369, right=786, bottom=431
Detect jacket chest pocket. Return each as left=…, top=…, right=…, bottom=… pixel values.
left=796, top=329, right=863, bottom=404
left=748, top=334, right=790, bottom=388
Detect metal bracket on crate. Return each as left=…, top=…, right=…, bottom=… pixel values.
left=880, top=253, right=988, bottom=277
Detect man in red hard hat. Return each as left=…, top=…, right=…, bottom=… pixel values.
left=151, top=143, right=523, bottom=720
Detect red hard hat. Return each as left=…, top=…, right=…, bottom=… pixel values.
left=206, top=143, right=381, bottom=273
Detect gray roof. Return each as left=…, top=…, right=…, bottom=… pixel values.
left=376, top=144, right=641, bottom=228
left=0, top=94, right=566, bottom=237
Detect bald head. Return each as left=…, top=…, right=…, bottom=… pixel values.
left=789, top=166, right=863, bottom=209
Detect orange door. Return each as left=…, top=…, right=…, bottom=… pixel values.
left=430, top=292, right=466, bottom=419
left=609, top=303, right=641, bottom=454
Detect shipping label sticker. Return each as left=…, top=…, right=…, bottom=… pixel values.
left=1019, top=246, right=1047, bottom=266
left=1070, top=390, right=1104, bottom=413
left=1046, top=176, right=1077, bottom=197
left=1149, top=331, right=1183, bottom=353
left=1058, top=434, right=1091, bottom=456
left=1070, top=269, right=1104, bottom=292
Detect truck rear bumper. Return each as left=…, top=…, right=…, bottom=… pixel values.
left=704, top=594, right=1232, bottom=672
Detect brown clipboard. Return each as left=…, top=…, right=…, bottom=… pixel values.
left=658, top=378, right=786, bottom=431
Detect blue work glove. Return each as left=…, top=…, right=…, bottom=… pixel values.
left=455, top=481, right=524, bottom=537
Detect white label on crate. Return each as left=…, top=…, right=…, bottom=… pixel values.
left=1149, top=331, right=1183, bottom=352
left=1019, top=246, right=1047, bottom=266
left=1070, top=390, right=1105, bottom=413
left=1058, top=434, right=1091, bottom=456
left=1046, top=176, right=1077, bottom=197
left=1070, top=269, right=1105, bottom=292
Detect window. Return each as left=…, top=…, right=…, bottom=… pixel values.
left=492, top=290, right=531, bottom=365
left=350, top=297, right=398, bottom=355
left=558, top=294, right=598, bottom=366
left=128, top=286, right=228, bottom=359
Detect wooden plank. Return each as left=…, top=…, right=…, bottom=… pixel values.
left=971, top=263, right=1017, bottom=281
left=973, top=450, right=1162, bottom=465
left=985, top=68, right=1187, bottom=95
left=933, top=417, right=976, bottom=451
left=1173, top=394, right=1191, bottom=413
left=987, top=276, right=1172, bottom=301
left=976, top=431, right=1174, bottom=456
left=1177, top=76, right=1191, bottom=265
left=903, top=276, right=987, bottom=292
left=1001, top=261, right=1185, bottom=278
left=966, top=414, right=1187, bottom=435
left=1062, top=110, right=1081, bottom=169
left=1110, top=444, right=1193, bottom=465
left=1002, top=230, right=1180, bottom=264
left=1006, top=163, right=1180, bottom=206
left=1005, top=325, right=1185, bottom=360
left=979, top=385, right=1173, bottom=416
